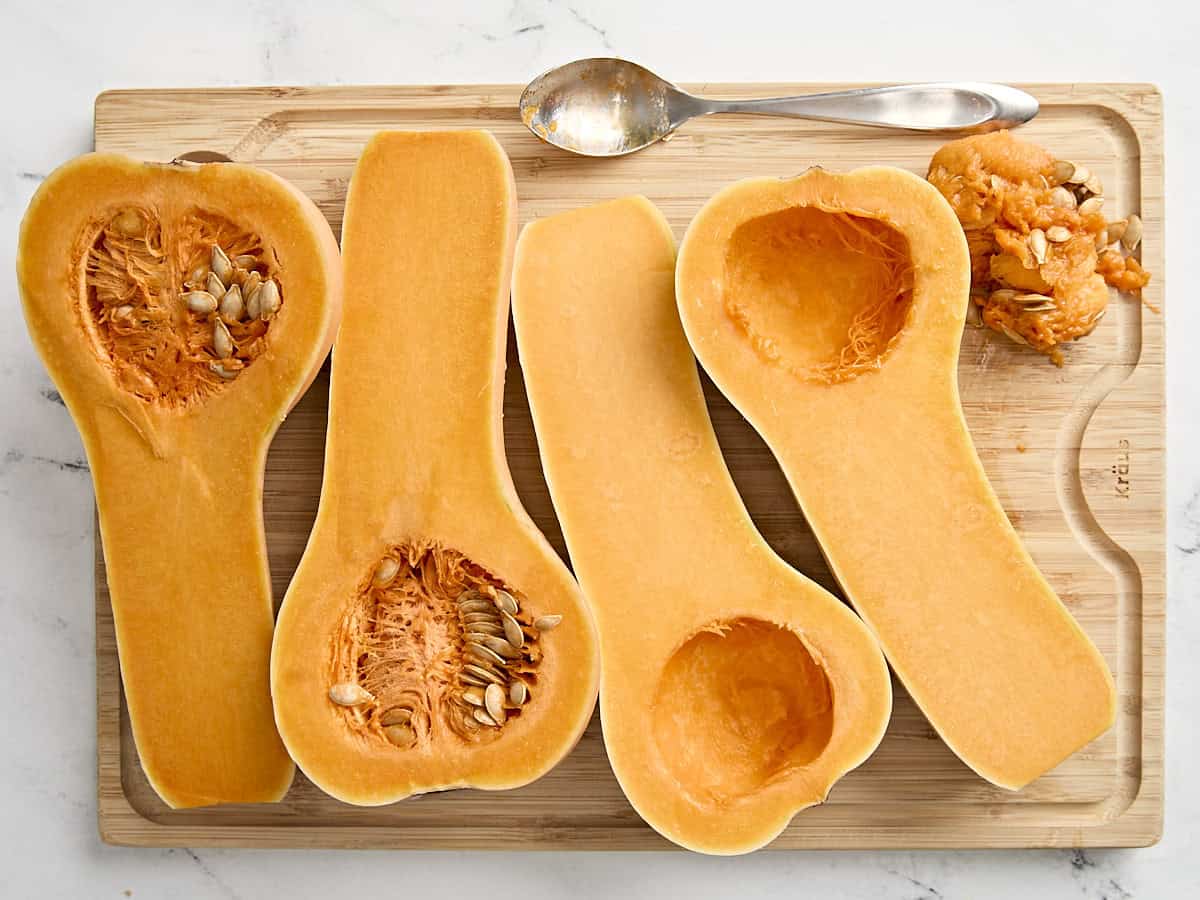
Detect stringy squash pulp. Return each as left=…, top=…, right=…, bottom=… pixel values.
left=327, top=542, right=559, bottom=749
left=85, top=206, right=284, bottom=402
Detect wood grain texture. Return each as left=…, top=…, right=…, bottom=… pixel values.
left=93, top=83, right=1163, bottom=849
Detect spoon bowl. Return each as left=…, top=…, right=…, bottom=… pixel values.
left=521, top=58, right=684, bottom=156
left=520, top=58, right=1039, bottom=157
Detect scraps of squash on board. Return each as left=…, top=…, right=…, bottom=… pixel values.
left=926, top=130, right=1149, bottom=364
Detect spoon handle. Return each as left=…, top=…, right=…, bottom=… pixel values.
left=695, top=82, right=1038, bottom=132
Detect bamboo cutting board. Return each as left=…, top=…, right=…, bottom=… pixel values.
left=93, top=84, right=1164, bottom=849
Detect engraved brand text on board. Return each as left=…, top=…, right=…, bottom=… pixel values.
left=1113, top=440, right=1131, bottom=498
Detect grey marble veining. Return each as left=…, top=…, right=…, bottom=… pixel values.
left=2, top=1, right=1198, bottom=897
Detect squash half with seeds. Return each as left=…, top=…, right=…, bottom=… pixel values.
left=17, top=153, right=342, bottom=807
left=270, top=131, right=600, bottom=803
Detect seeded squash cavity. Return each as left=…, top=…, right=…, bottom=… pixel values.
left=270, top=131, right=600, bottom=803
left=675, top=167, right=1116, bottom=789
left=511, top=196, right=891, bottom=854
left=17, top=153, right=342, bottom=807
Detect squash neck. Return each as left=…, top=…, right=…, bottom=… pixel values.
left=325, top=306, right=510, bottom=514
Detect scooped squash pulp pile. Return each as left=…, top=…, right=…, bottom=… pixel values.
left=927, top=130, right=1149, bottom=362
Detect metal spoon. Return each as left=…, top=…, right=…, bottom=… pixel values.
left=520, top=59, right=1039, bottom=157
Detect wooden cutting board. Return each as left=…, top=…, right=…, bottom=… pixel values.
left=93, top=84, right=1164, bottom=849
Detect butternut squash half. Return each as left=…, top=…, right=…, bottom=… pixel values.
left=511, top=196, right=891, bottom=854
left=271, top=131, right=600, bottom=804
left=675, top=167, right=1116, bottom=789
left=17, top=153, right=343, bottom=806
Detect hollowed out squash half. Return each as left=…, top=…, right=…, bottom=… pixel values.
left=270, top=131, right=600, bottom=804
left=675, top=167, right=1116, bottom=789
left=17, top=154, right=343, bottom=806
left=511, top=195, right=891, bottom=854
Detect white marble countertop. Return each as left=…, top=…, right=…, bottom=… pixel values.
left=3, top=1, right=1198, bottom=896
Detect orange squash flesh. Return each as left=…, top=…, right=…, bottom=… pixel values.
left=511, top=196, right=891, bottom=854
left=675, top=167, right=1116, bottom=789
left=18, top=154, right=342, bottom=807
left=271, top=131, right=600, bottom=804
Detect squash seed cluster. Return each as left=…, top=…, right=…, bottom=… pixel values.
left=83, top=208, right=283, bottom=405
left=328, top=543, right=561, bottom=748
left=182, top=243, right=282, bottom=382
